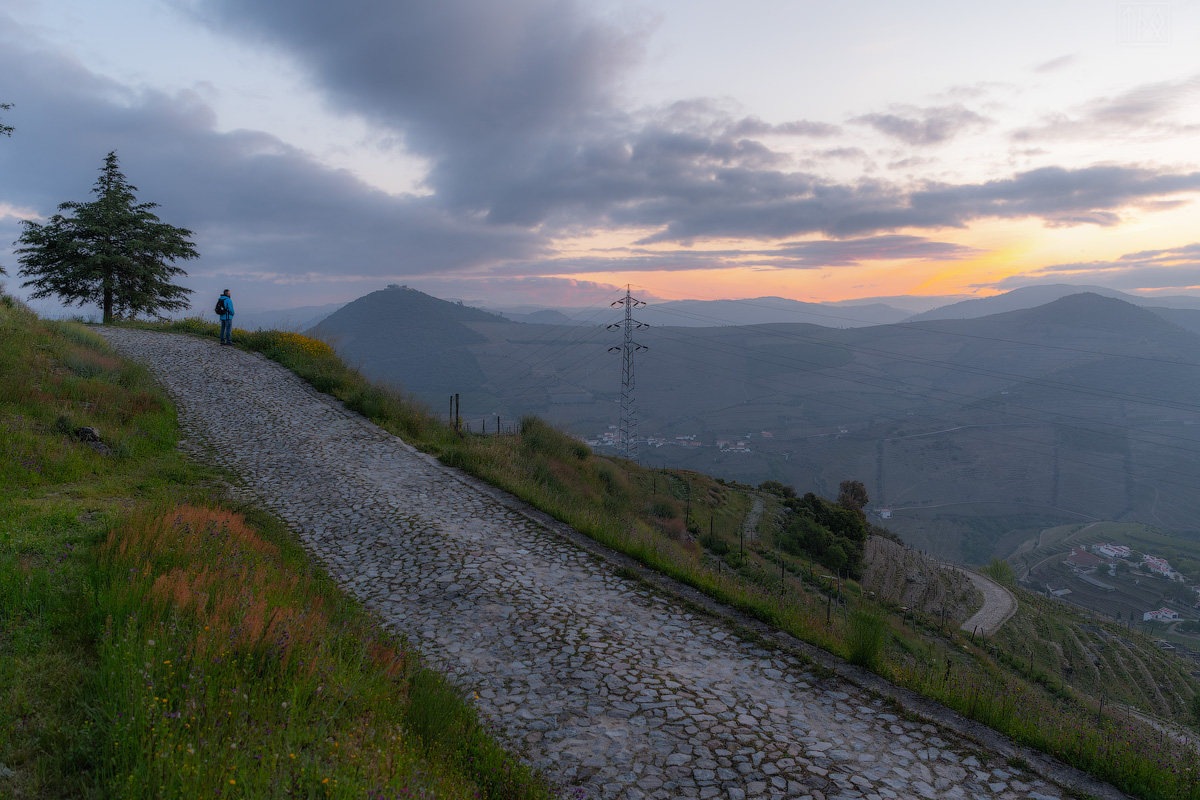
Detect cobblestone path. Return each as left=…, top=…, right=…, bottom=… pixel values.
left=101, top=329, right=1088, bottom=800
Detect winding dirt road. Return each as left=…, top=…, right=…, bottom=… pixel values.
left=948, top=567, right=1018, bottom=636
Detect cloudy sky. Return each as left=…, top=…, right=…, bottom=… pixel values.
left=1, top=0, right=1198, bottom=314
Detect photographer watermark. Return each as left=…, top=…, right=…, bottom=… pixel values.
left=1117, top=3, right=1170, bottom=45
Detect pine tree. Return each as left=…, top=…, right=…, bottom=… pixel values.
left=17, top=152, right=197, bottom=322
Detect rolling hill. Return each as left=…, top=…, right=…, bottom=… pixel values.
left=310, top=287, right=1200, bottom=565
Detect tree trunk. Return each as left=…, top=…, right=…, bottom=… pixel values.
left=103, top=285, right=113, bottom=324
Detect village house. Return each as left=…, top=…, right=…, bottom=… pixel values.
left=1065, top=547, right=1102, bottom=569
left=1066, top=547, right=1116, bottom=576
left=1142, top=555, right=1178, bottom=579
left=1143, top=607, right=1180, bottom=622
left=1095, top=544, right=1131, bottom=559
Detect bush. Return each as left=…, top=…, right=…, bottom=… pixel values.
left=980, top=558, right=1016, bottom=585
left=700, top=532, right=729, bottom=555
left=847, top=605, right=888, bottom=671
left=647, top=500, right=677, bottom=518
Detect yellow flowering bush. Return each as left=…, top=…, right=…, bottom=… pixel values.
left=242, top=329, right=334, bottom=358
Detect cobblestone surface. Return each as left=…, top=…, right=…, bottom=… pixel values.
left=100, top=328, right=1073, bottom=800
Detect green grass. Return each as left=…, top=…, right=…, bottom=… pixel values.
left=0, top=298, right=558, bottom=799
left=121, top=314, right=1200, bottom=800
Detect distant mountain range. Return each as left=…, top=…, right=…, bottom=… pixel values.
left=484, top=284, right=1200, bottom=329
left=488, top=296, right=914, bottom=328
left=308, top=285, right=1200, bottom=565
left=911, top=283, right=1200, bottom=320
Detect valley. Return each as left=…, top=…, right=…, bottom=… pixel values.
left=310, top=286, right=1200, bottom=568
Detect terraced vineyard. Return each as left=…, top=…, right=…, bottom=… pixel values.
left=993, top=587, right=1200, bottom=723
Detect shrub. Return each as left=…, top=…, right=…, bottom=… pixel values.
left=700, top=532, right=729, bottom=555
left=847, top=605, right=888, bottom=671
left=980, top=558, right=1016, bottom=585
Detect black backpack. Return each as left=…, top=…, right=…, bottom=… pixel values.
left=214, top=296, right=227, bottom=315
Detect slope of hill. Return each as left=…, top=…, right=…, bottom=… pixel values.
left=309, top=285, right=512, bottom=401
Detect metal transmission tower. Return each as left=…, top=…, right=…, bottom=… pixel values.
left=608, top=286, right=648, bottom=460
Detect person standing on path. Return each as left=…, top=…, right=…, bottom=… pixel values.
left=217, top=289, right=235, bottom=345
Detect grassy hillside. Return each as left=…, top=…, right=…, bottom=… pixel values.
left=125, top=312, right=1200, bottom=800
left=0, top=294, right=556, bottom=799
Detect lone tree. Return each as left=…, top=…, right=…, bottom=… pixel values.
left=16, top=152, right=196, bottom=322
left=837, top=479, right=869, bottom=514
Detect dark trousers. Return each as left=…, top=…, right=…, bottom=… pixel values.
left=220, top=318, right=232, bottom=343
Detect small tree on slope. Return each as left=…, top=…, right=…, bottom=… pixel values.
left=16, top=151, right=196, bottom=322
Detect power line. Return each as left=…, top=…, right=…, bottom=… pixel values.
left=482, top=288, right=624, bottom=393
left=609, top=285, right=647, bottom=460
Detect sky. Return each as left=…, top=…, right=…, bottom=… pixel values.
left=1, top=0, right=1199, bottom=315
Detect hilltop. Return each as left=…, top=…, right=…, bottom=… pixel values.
left=309, top=285, right=512, bottom=400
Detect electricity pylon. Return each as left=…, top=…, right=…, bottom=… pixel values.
left=608, top=285, right=647, bottom=460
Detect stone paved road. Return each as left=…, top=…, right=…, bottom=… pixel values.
left=100, top=328, right=1085, bottom=800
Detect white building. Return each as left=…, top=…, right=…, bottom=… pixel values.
left=1143, top=607, right=1180, bottom=622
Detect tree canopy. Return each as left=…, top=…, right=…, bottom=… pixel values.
left=16, top=152, right=197, bottom=322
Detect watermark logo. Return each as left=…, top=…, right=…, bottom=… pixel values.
left=1118, top=3, right=1170, bottom=45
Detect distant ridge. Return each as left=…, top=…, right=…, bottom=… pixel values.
left=485, top=296, right=915, bottom=328
left=972, top=292, right=1193, bottom=339
left=911, top=284, right=1200, bottom=321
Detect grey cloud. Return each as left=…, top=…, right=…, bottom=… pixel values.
left=886, top=156, right=936, bottom=170
left=486, top=235, right=983, bottom=276
left=1013, top=74, right=1200, bottom=140
left=987, top=242, right=1200, bottom=292
left=729, top=116, right=842, bottom=138
left=633, top=165, right=1200, bottom=244
left=849, top=104, right=991, bottom=145
left=769, top=235, right=982, bottom=266
left=0, top=17, right=545, bottom=308
left=190, top=1, right=1200, bottom=246
left=9, top=1, right=1200, bottom=310
left=820, top=147, right=868, bottom=160
left=1034, top=54, right=1077, bottom=73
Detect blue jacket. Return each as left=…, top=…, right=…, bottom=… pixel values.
left=218, top=296, right=234, bottom=320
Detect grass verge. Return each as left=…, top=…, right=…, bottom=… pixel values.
left=0, top=296, right=558, bottom=799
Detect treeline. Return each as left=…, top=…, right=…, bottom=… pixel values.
left=759, top=479, right=892, bottom=578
